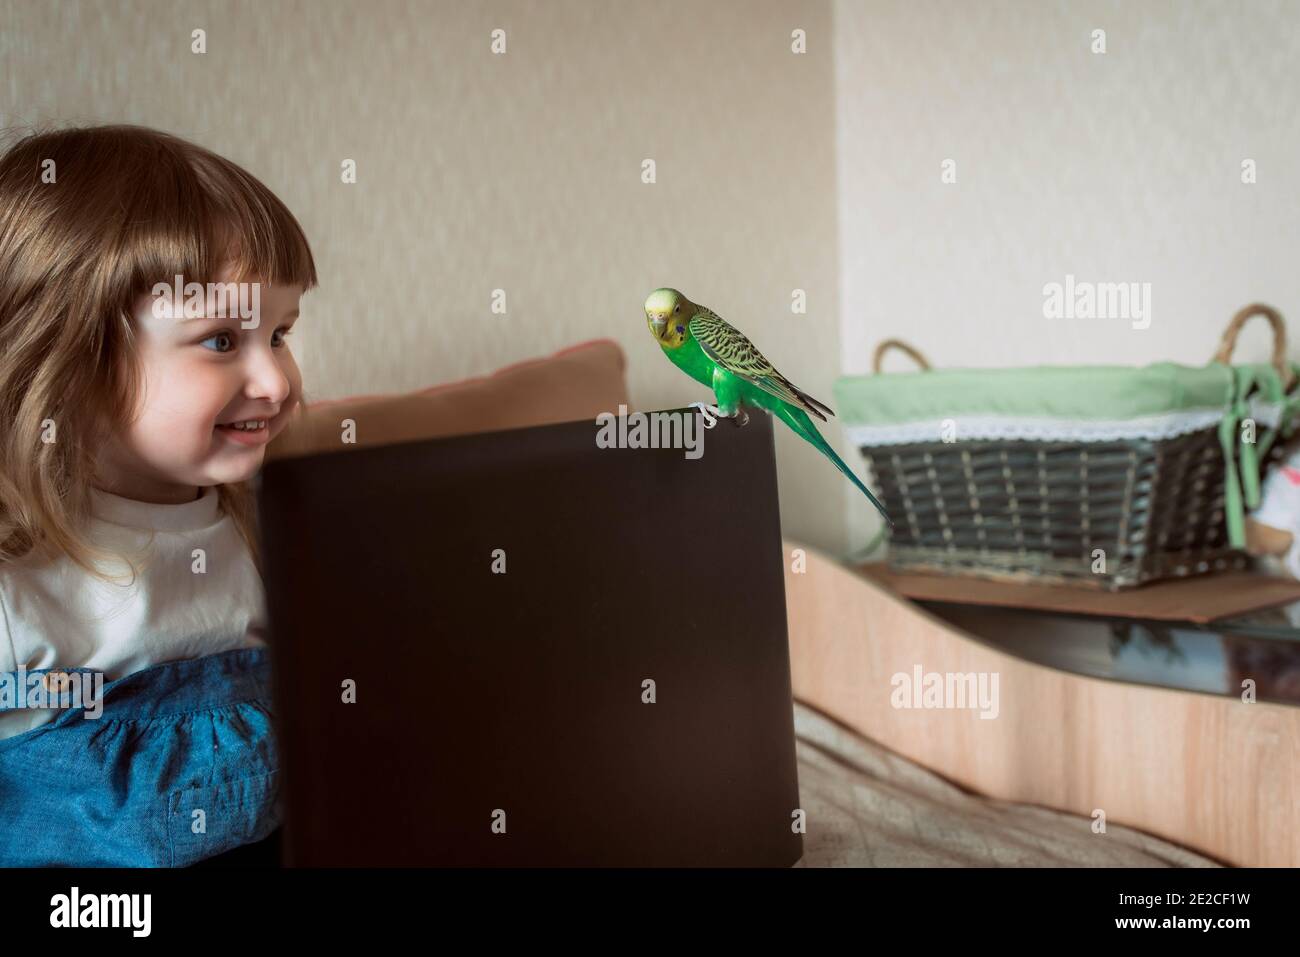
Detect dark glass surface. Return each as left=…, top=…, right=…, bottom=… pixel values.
left=915, top=597, right=1300, bottom=707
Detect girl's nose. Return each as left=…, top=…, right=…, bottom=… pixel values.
left=244, top=347, right=292, bottom=404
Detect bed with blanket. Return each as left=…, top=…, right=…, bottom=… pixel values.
left=791, top=699, right=1219, bottom=867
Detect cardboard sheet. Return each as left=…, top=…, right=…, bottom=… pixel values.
left=854, top=564, right=1300, bottom=624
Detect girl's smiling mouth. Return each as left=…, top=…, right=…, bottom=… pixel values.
left=215, top=416, right=274, bottom=445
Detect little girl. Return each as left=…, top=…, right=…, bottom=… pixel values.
left=0, top=124, right=317, bottom=866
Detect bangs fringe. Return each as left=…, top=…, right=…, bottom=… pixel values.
left=113, top=125, right=318, bottom=296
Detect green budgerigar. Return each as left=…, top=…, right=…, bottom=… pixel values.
left=644, top=287, right=892, bottom=526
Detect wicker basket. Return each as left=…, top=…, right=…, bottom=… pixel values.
left=835, top=305, right=1300, bottom=590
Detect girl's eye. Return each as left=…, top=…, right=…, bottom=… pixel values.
left=200, top=332, right=234, bottom=353
left=199, top=327, right=293, bottom=352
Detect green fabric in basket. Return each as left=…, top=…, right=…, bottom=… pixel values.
left=832, top=362, right=1233, bottom=425
left=1217, top=360, right=1300, bottom=546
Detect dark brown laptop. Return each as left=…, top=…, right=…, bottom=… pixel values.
left=255, top=407, right=804, bottom=866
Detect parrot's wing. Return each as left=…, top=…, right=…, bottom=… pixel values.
left=689, top=311, right=833, bottom=421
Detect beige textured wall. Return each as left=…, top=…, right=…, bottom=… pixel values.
left=1, top=0, right=850, bottom=554
left=835, top=0, right=1300, bottom=552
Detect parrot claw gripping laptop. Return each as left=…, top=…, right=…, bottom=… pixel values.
left=255, top=407, right=804, bottom=867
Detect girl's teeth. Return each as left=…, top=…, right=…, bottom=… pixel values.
left=225, top=420, right=266, bottom=431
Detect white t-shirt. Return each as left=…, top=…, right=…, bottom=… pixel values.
left=0, top=485, right=267, bottom=739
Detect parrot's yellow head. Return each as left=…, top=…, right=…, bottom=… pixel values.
left=644, top=287, right=691, bottom=349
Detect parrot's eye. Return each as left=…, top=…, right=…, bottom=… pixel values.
left=675, top=325, right=685, bottom=334
left=674, top=305, right=680, bottom=313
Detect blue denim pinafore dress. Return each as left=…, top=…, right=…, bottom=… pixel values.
left=0, top=647, right=280, bottom=867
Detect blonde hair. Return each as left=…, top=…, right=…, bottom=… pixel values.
left=0, top=123, right=318, bottom=584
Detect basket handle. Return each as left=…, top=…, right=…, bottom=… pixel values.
left=1212, top=303, right=1293, bottom=391
left=872, top=338, right=932, bottom=373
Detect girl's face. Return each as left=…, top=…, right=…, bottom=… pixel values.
left=93, top=265, right=304, bottom=504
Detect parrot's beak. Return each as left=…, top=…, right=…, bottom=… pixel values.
left=649, top=315, right=666, bottom=338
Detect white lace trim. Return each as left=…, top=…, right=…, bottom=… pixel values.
left=843, top=401, right=1290, bottom=447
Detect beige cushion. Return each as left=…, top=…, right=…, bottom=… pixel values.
left=266, top=338, right=631, bottom=459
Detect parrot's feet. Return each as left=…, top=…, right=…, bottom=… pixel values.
left=688, top=401, right=720, bottom=427
left=729, top=408, right=750, bottom=427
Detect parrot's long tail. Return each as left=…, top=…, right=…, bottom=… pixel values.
left=773, top=403, right=894, bottom=528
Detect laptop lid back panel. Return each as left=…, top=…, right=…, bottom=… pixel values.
left=258, top=409, right=803, bottom=866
